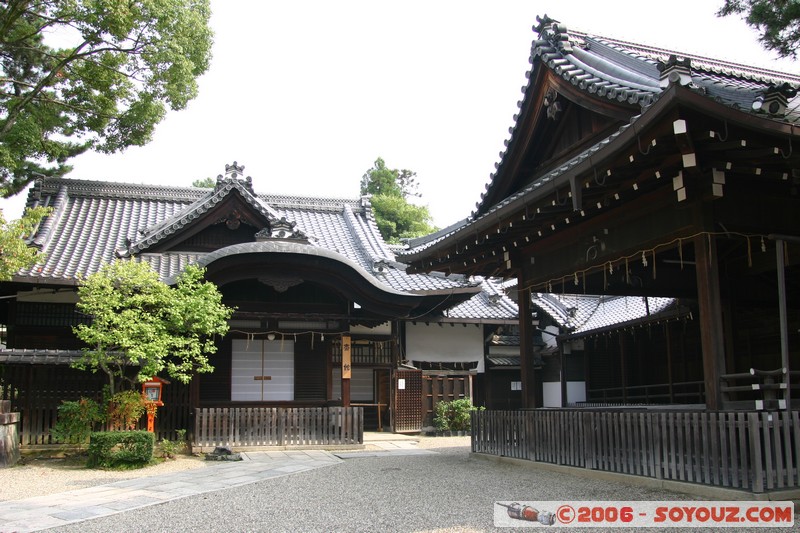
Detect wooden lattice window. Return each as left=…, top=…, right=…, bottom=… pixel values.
left=14, top=303, right=92, bottom=327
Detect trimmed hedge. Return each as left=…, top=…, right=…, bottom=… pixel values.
left=87, top=431, right=155, bottom=468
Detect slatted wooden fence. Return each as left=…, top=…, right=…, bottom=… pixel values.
left=2, top=364, right=193, bottom=446
left=422, top=375, right=470, bottom=427
left=194, top=407, right=363, bottom=449
left=472, top=409, right=800, bottom=493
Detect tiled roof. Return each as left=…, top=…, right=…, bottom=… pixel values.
left=485, top=18, right=800, bottom=218
left=397, top=16, right=800, bottom=257
left=17, top=173, right=479, bottom=301
left=443, top=278, right=518, bottom=322
left=486, top=356, right=520, bottom=367
left=531, top=293, right=684, bottom=336
left=0, top=349, right=84, bottom=365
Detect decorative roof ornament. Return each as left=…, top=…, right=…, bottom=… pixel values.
left=752, top=83, right=798, bottom=116
left=543, top=87, right=562, bottom=120
left=215, top=162, right=254, bottom=193
left=225, top=161, right=245, bottom=178
left=254, top=216, right=309, bottom=242
left=258, top=275, right=303, bottom=293
left=658, top=55, right=693, bottom=88
left=372, top=259, right=390, bottom=275
left=534, top=14, right=573, bottom=54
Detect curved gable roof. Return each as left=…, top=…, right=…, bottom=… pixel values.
left=118, top=176, right=281, bottom=257
left=16, top=170, right=481, bottom=310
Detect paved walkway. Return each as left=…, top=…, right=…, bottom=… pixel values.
left=0, top=436, right=430, bottom=533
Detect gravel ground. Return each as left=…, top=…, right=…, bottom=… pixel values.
left=13, top=436, right=784, bottom=533
left=0, top=437, right=797, bottom=533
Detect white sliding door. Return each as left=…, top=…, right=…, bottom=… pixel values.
left=231, top=339, right=294, bottom=401
left=331, top=367, right=374, bottom=402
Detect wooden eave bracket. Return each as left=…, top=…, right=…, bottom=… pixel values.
left=569, top=174, right=582, bottom=211
left=673, top=118, right=697, bottom=169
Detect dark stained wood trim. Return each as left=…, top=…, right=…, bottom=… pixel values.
left=694, top=234, right=726, bottom=410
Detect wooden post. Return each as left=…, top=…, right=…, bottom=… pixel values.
left=665, top=322, right=674, bottom=403
left=620, top=333, right=628, bottom=404
left=560, top=346, right=567, bottom=407
left=694, top=234, right=726, bottom=410
left=518, top=282, right=540, bottom=409
left=0, top=400, right=20, bottom=467
left=772, top=237, right=792, bottom=412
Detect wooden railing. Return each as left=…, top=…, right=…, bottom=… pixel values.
left=194, top=407, right=363, bottom=449
left=720, top=368, right=800, bottom=410
left=586, top=380, right=705, bottom=405
left=472, top=409, right=800, bottom=493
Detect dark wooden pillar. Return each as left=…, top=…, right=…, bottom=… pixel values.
left=560, top=346, right=567, bottom=407
left=619, top=333, right=628, bottom=403
left=518, top=283, right=540, bottom=409
left=694, top=235, right=726, bottom=410
left=665, top=322, right=674, bottom=403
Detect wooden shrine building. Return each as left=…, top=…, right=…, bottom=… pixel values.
left=0, top=163, right=491, bottom=444
left=401, top=16, right=800, bottom=412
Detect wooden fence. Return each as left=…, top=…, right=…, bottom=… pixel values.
left=194, top=407, right=363, bottom=449
left=472, top=409, right=800, bottom=493
left=422, top=375, right=470, bottom=427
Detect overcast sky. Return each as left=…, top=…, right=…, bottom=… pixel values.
left=2, top=1, right=797, bottom=227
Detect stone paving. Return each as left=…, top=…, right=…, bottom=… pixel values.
left=0, top=449, right=344, bottom=533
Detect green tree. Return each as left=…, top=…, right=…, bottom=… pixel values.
left=0, top=0, right=213, bottom=196
left=0, top=206, right=51, bottom=280
left=72, top=261, right=233, bottom=395
left=360, top=157, right=436, bottom=243
left=718, top=1, right=800, bottom=59
left=192, top=177, right=215, bottom=188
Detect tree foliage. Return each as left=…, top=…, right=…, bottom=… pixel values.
left=718, top=0, right=800, bottom=59
left=0, top=206, right=51, bottom=280
left=360, top=157, right=436, bottom=243
left=0, top=0, right=213, bottom=196
left=72, top=261, right=233, bottom=395
left=191, top=177, right=215, bottom=188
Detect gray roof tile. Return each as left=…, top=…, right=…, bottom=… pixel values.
left=20, top=175, right=479, bottom=300
left=398, top=17, right=800, bottom=246
left=0, top=349, right=84, bottom=365
left=531, top=293, right=681, bottom=335
left=443, top=278, right=518, bottom=321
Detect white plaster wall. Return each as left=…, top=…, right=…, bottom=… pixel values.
left=543, top=382, right=561, bottom=407
left=567, top=381, right=586, bottom=404
left=350, top=322, right=391, bottom=335
left=405, top=322, right=485, bottom=373
left=542, top=380, right=587, bottom=407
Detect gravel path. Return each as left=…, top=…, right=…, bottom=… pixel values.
left=15, top=436, right=754, bottom=533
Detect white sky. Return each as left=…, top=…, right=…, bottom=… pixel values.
left=1, top=1, right=797, bottom=227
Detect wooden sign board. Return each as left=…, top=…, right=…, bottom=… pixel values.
left=342, top=334, right=352, bottom=379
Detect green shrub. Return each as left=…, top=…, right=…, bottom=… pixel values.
left=157, top=429, right=187, bottom=459
left=50, top=398, right=104, bottom=445
left=433, top=398, right=482, bottom=431
left=87, top=430, right=154, bottom=468
left=106, top=390, right=146, bottom=431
